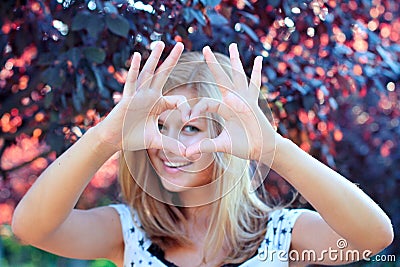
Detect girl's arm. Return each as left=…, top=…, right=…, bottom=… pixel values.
left=269, top=137, right=393, bottom=265
left=188, top=43, right=393, bottom=265
left=11, top=41, right=187, bottom=263
left=12, top=128, right=124, bottom=261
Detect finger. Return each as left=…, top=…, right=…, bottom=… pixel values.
left=123, top=52, right=141, bottom=97
left=186, top=133, right=231, bottom=156
left=151, top=134, right=186, bottom=156
left=185, top=152, right=202, bottom=162
left=151, top=42, right=184, bottom=92
left=189, top=97, right=222, bottom=120
left=248, top=56, right=263, bottom=99
left=137, top=41, right=165, bottom=90
left=229, top=43, right=248, bottom=92
left=185, top=138, right=218, bottom=157
left=157, top=95, right=191, bottom=121
left=202, top=46, right=233, bottom=96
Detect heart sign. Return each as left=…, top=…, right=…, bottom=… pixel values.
left=117, top=42, right=277, bottom=206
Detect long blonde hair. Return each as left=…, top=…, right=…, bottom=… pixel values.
left=119, top=51, right=274, bottom=265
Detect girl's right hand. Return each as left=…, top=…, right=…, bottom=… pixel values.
left=93, top=42, right=190, bottom=155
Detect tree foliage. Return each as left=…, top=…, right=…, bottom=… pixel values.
left=0, top=0, right=399, bottom=256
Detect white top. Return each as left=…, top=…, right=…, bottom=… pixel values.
left=110, top=204, right=307, bottom=267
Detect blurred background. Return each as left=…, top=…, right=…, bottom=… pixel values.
left=0, top=0, right=398, bottom=266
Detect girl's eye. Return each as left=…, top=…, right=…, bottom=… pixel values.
left=182, top=125, right=200, bottom=133
left=158, top=123, right=165, bottom=132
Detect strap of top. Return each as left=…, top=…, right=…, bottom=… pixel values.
left=109, top=204, right=145, bottom=249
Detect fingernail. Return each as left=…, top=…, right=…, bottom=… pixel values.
left=131, top=52, right=139, bottom=64
left=151, top=41, right=164, bottom=50
left=180, top=145, right=187, bottom=156
left=233, top=43, right=240, bottom=54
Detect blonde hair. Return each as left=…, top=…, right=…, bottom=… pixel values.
left=119, top=51, right=274, bottom=265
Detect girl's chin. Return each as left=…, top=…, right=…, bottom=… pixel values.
left=158, top=173, right=208, bottom=192
left=159, top=178, right=190, bottom=193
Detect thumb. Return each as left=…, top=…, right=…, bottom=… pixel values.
left=152, top=135, right=187, bottom=156
left=185, top=138, right=219, bottom=157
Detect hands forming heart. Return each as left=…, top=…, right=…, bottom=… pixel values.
left=97, top=41, right=278, bottom=164
left=184, top=45, right=277, bottom=162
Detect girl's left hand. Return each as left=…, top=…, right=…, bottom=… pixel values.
left=185, top=44, right=279, bottom=163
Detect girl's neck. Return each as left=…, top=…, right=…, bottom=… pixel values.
left=176, top=181, right=219, bottom=207
left=182, top=205, right=212, bottom=221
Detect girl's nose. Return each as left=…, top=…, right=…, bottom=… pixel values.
left=164, top=127, right=180, bottom=140
left=161, top=125, right=192, bottom=149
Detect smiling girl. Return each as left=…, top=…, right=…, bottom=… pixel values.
left=12, top=41, right=393, bottom=266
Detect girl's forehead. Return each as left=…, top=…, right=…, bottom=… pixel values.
left=165, top=86, right=198, bottom=100
left=158, top=109, right=207, bottom=124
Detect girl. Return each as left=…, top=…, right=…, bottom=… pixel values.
left=12, top=41, right=393, bottom=266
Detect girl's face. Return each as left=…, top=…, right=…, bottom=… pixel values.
left=147, top=87, right=216, bottom=193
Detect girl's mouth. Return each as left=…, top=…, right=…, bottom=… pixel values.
left=162, top=160, right=193, bottom=174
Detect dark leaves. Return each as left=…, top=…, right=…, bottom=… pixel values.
left=71, top=12, right=90, bottom=31
left=66, top=47, right=81, bottom=68
left=208, top=11, right=229, bottom=25
left=105, top=14, right=130, bottom=38
left=72, top=12, right=104, bottom=39
left=268, top=0, right=280, bottom=8
left=41, top=67, right=65, bottom=88
left=200, top=0, right=221, bottom=8
left=83, top=47, right=106, bottom=64
left=240, top=23, right=259, bottom=42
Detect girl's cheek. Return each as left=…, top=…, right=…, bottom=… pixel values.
left=147, top=148, right=159, bottom=160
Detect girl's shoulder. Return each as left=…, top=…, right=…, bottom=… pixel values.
left=109, top=203, right=136, bottom=220
left=267, top=208, right=308, bottom=227
left=111, top=204, right=177, bottom=266
left=109, top=203, right=148, bottom=243
left=109, top=203, right=142, bottom=229
left=263, top=208, right=309, bottom=252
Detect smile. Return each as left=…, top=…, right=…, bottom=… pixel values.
left=163, top=161, right=192, bottom=168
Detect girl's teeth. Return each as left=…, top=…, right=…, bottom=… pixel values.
left=164, top=161, right=190, bottom=168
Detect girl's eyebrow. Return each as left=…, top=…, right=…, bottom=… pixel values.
left=186, top=117, right=210, bottom=127
left=187, top=117, right=208, bottom=125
